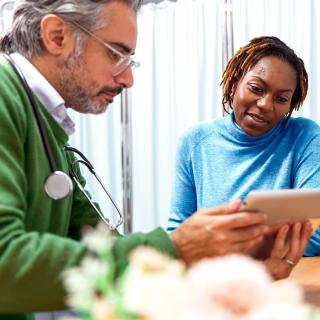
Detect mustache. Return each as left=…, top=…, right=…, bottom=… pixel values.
left=97, top=87, right=123, bottom=97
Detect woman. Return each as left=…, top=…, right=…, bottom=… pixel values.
left=168, top=36, right=320, bottom=277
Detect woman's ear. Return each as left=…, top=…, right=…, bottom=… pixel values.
left=40, top=14, right=75, bottom=56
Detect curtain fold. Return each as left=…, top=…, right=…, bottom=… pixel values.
left=131, top=0, right=223, bottom=231
left=232, top=0, right=320, bottom=119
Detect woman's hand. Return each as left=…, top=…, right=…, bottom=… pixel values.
left=170, top=200, right=269, bottom=266
left=264, top=221, right=313, bottom=280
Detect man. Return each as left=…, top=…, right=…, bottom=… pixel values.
left=0, top=1, right=280, bottom=319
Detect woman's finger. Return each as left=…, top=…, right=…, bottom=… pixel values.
left=298, top=221, right=313, bottom=254
left=285, top=222, right=301, bottom=264
left=270, top=224, right=289, bottom=259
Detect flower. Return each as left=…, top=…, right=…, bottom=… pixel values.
left=63, top=257, right=109, bottom=311
left=82, top=222, right=116, bottom=257
left=62, top=230, right=320, bottom=320
left=244, top=281, right=311, bottom=320
left=122, top=247, right=185, bottom=320
left=244, top=303, right=312, bottom=320
left=183, top=255, right=272, bottom=316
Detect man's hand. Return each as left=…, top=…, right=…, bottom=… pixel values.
left=170, top=200, right=269, bottom=265
left=264, top=221, right=313, bottom=280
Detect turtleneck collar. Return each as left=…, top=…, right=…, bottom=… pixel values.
left=221, top=112, right=288, bottom=145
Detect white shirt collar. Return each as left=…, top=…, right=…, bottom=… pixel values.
left=9, top=53, right=75, bottom=136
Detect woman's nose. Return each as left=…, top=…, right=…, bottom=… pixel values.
left=257, top=95, right=274, bottom=111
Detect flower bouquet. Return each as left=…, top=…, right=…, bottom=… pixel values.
left=63, top=225, right=320, bottom=320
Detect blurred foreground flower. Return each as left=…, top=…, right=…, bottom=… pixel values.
left=62, top=226, right=320, bottom=320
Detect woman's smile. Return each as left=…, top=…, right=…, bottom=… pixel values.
left=232, top=56, right=297, bottom=137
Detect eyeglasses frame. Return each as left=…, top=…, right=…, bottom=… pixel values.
left=70, top=20, right=140, bottom=76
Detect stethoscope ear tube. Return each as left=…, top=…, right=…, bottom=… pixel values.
left=4, top=54, right=73, bottom=200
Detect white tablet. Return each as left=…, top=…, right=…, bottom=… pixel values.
left=240, top=189, right=320, bottom=225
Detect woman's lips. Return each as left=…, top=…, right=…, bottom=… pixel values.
left=248, top=113, right=269, bottom=124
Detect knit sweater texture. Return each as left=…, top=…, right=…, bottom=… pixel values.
left=168, top=113, right=320, bottom=256
left=0, top=57, right=175, bottom=320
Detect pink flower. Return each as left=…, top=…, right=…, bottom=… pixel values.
left=184, top=254, right=272, bottom=316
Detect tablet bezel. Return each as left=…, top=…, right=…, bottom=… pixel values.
left=240, top=189, right=320, bottom=225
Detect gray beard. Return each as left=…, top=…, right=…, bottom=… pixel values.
left=57, top=53, right=108, bottom=114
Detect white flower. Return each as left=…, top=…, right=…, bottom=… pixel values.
left=178, top=303, right=237, bottom=320
left=244, top=281, right=311, bottom=320
left=82, top=222, right=115, bottom=256
left=268, top=280, right=304, bottom=304
left=244, top=303, right=312, bottom=320
left=122, top=247, right=186, bottom=320
left=184, top=254, right=272, bottom=316
left=63, top=257, right=108, bottom=311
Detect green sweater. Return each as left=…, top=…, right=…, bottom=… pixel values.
left=0, top=57, right=176, bottom=320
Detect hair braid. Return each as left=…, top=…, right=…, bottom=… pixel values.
left=221, top=36, right=308, bottom=116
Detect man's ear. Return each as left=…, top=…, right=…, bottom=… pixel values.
left=40, top=14, right=74, bottom=56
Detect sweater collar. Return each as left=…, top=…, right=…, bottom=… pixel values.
left=224, top=112, right=287, bottom=144
left=9, top=53, right=75, bottom=136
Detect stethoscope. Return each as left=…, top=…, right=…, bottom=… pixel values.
left=4, top=54, right=75, bottom=200
left=4, top=54, right=124, bottom=229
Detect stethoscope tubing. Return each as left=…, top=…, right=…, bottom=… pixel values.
left=4, top=54, right=58, bottom=173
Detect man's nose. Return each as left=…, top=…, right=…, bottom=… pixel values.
left=257, top=95, right=274, bottom=112
left=115, top=66, right=134, bottom=89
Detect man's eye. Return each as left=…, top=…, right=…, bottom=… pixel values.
left=108, top=49, right=121, bottom=61
left=249, top=84, right=263, bottom=93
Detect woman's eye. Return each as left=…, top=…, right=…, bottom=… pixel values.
left=277, top=96, right=289, bottom=103
left=249, top=85, right=263, bottom=93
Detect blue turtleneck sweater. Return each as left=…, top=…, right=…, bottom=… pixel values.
left=168, top=113, right=320, bottom=256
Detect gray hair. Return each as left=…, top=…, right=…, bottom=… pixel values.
left=0, top=0, right=142, bottom=59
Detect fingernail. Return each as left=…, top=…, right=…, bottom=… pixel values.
left=263, top=226, right=270, bottom=233
left=256, top=236, right=264, bottom=242
left=229, top=199, right=241, bottom=210
left=295, top=223, right=302, bottom=231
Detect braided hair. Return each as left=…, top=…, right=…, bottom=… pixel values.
left=221, top=36, right=308, bottom=117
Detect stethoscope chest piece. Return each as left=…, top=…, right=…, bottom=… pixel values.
left=44, top=171, right=73, bottom=200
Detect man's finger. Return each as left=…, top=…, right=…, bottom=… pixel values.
left=231, top=235, right=265, bottom=254
left=218, top=211, right=268, bottom=229
left=227, top=224, right=269, bottom=242
left=197, top=200, right=244, bottom=216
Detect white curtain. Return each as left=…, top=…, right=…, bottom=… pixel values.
left=0, top=0, right=13, bottom=31
left=131, top=0, right=223, bottom=231
left=1, top=0, right=320, bottom=234
left=232, top=0, right=320, bottom=120
left=73, top=0, right=224, bottom=233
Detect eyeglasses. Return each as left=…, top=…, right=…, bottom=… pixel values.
left=65, top=146, right=123, bottom=230
left=70, top=21, right=140, bottom=76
